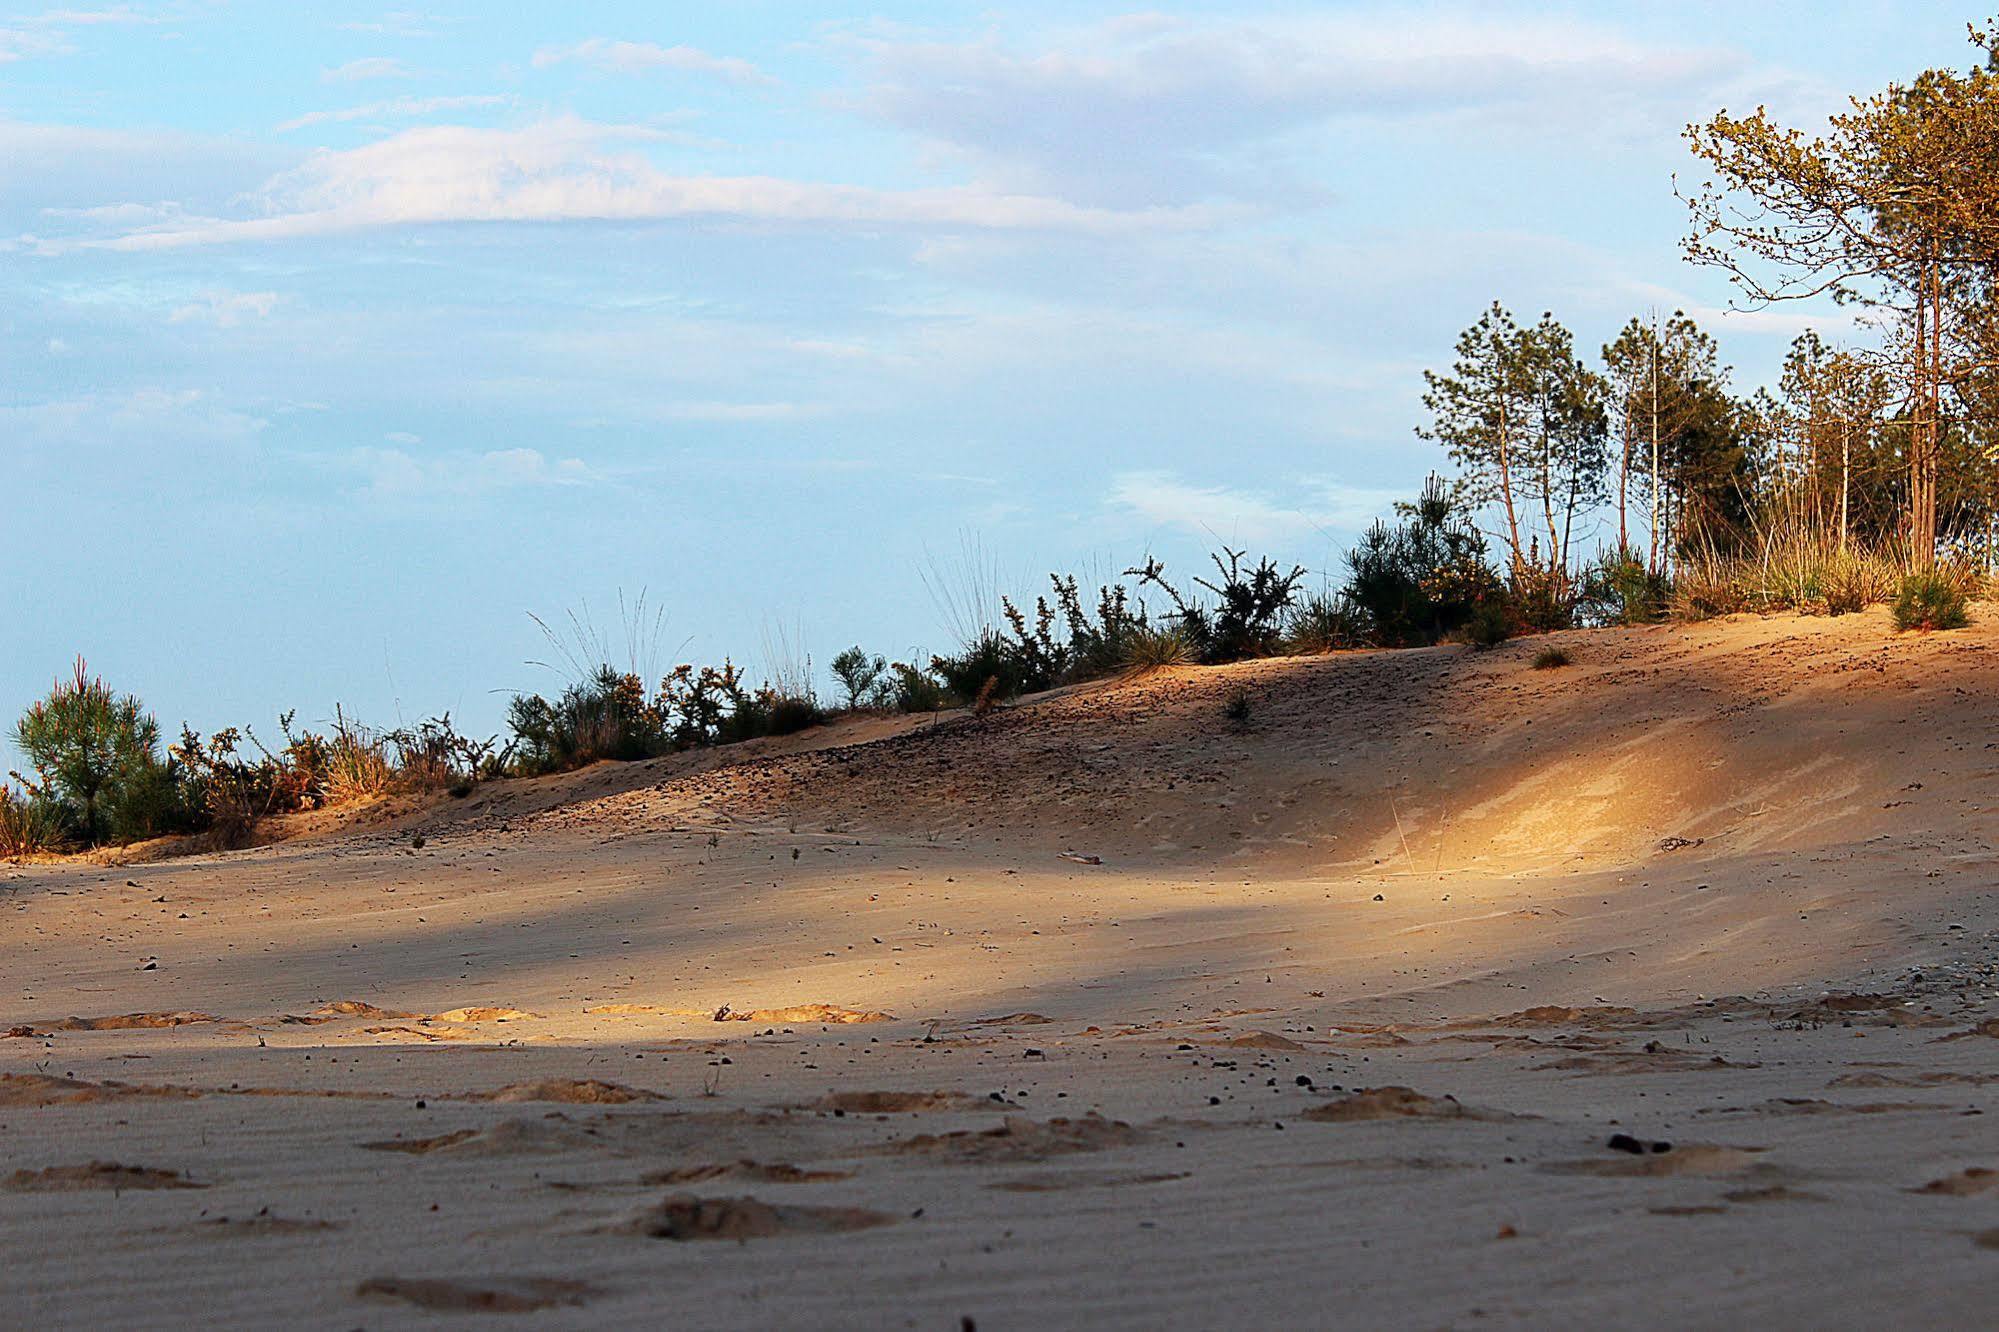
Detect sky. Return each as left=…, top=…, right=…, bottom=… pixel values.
left=1, top=1, right=1985, bottom=751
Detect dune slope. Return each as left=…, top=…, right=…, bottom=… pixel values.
left=4, top=609, right=1997, bottom=1329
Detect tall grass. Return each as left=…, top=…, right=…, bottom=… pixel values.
left=1672, top=522, right=1907, bottom=621
left=0, top=782, right=67, bottom=856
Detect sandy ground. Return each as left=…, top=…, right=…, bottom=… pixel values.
left=4, top=607, right=1997, bottom=1329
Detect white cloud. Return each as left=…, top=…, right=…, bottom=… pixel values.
left=0, top=388, right=268, bottom=464
left=277, top=94, right=512, bottom=133
left=340, top=445, right=597, bottom=499
left=339, top=12, right=447, bottom=38
left=55, top=117, right=1220, bottom=251
left=0, top=25, right=68, bottom=61
left=323, top=56, right=414, bottom=83
left=665, top=400, right=830, bottom=422
left=1108, top=470, right=1402, bottom=543
left=532, top=38, right=769, bottom=85
left=851, top=13, right=1748, bottom=204
left=168, top=289, right=280, bottom=326
left=33, top=8, right=160, bottom=25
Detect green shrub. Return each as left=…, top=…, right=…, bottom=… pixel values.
left=887, top=661, right=949, bottom=713
left=1465, top=598, right=1513, bottom=648
left=1892, top=570, right=1970, bottom=631
left=1507, top=562, right=1578, bottom=632
left=1583, top=550, right=1667, bottom=626
left=830, top=647, right=887, bottom=710
left=1342, top=477, right=1498, bottom=646
left=931, top=631, right=1043, bottom=703
left=12, top=659, right=179, bottom=844
left=1530, top=646, right=1571, bottom=669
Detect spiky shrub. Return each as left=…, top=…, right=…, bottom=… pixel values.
left=1342, top=478, right=1499, bottom=647
left=1055, top=576, right=1148, bottom=679
left=0, top=781, right=68, bottom=856
left=1892, top=569, right=1971, bottom=631
left=12, top=659, right=179, bottom=844
left=1531, top=646, right=1571, bottom=669
left=1129, top=547, right=1306, bottom=663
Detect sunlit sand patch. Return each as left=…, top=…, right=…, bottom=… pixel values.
left=714, top=1003, right=892, bottom=1025
left=360, top=1024, right=476, bottom=1042
left=0, top=1073, right=199, bottom=1107
left=49, top=1012, right=216, bottom=1031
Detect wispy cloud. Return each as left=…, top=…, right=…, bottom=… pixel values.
left=1108, top=470, right=1402, bottom=544
left=168, top=289, right=280, bottom=326
left=532, top=38, right=770, bottom=86
left=277, top=93, right=511, bottom=133
left=338, top=11, right=447, bottom=38
left=0, top=25, right=68, bottom=61
left=49, top=117, right=1223, bottom=251
left=322, top=56, right=414, bottom=83
left=339, top=445, right=598, bottom=499
left=850, top=13, right=1748, bottom=205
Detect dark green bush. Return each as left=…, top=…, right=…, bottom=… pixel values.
left=1465, top=598, right=1513, bottom=648
left=1892, top=570, right=1970, bottom=631
left=1343, top=478, right=1499, bottom=646
left=12, top=659, right=180, bottom=844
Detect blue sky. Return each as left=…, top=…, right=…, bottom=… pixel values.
left=0, top=1, right=1979, bottom=749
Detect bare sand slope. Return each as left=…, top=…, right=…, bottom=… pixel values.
left=4, top=608, right=1997, bottom=1329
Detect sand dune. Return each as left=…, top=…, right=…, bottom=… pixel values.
left=5, top=609, right=1999, bottom=1327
